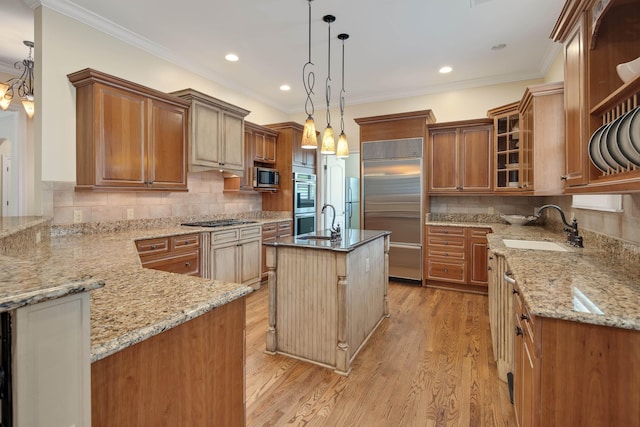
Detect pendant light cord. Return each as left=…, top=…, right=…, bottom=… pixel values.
left=303, top=0, right=315, bottom=118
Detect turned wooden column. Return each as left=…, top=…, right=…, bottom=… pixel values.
left=335, top=252, right=350, bottom=375
left=383, top=234, right=390, bottom=317
left=265, top=245, right=277, bottom=353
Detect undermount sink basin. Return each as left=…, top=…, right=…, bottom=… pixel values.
left=297, top=235, right=333, bottom=241
left=502, top=239, right=568, bottom=252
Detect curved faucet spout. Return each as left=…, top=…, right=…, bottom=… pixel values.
left=321, top=203, right=337, bottom=232
left=535, top=204, right=572, bottom=229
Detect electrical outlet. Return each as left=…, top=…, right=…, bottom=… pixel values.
left=127, top=208, right=135, bottom=219
left=365, top=258, right=370, bottom=272
left=73, top=210, right=82, bottom=223
left=488, top=206, right=495, bottom=214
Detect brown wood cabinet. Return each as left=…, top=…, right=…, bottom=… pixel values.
left=171, top=89, right=250, bottom=176
left=210, top=225, right=262, bottom=290
left=136, top=233, right=202, bottom=276
left=262, top=122, right=316, bottom=212
left=552, top=0, right=640, bottom=192
left=68, top=69, right=189, bottom=192
left=511, top=280, right=640, bottom=427
left=425, top=225, right=490, bottom=292
left=428, top=119, right=494, bottom=194
left=91, top=296, right=246, bottom=427
left=261, top=220, right=292, bottom=279
left=488, top=103, right=524, bottom=192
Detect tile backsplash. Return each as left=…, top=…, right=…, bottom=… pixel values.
left=42, top=171, right=263, bottom=225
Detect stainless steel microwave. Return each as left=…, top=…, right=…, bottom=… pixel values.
left=253, top=167, right=279, bottom=189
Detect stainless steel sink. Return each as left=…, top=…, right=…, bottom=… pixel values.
left=502, top=239, right=568, bottom=252
left=297, top=235, right=333, bottom=241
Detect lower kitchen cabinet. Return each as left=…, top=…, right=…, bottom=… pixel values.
left=92, top=296, right=246, bottom=427
left=261, top=220, right=293, bottom=279
left=511, top=281, right=640, bottom=427
left=136, top=233, right=202, bottom=276
left=425, top=225, right=490, bottom=292
left=211, top=225, right=262, bottom=289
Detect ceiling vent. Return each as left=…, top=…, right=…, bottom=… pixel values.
left=470, top=0, right=494, bottom=7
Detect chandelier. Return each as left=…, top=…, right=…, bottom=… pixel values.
left=0, top=41, right=35, bottom=118
left=320, top=14, right=336, bottom=155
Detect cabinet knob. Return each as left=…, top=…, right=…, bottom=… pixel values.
left=444, top=268, right=449, bottom=273
left=151, top=245, right=157, bottom=250
left=561, top=175, right=568, bottom=181
left=185, top=261, right=191, bottom=267
left=520, top=314, right=530, bottom=321
left=488, top=266, right=492, bottom=271
left=456, top=186, right=463, bottom=190
left=512, top=288, right=519, bottom=295
left=444, top=252, right=449, bottom=256
left=515, top=326, right=524, bottom=336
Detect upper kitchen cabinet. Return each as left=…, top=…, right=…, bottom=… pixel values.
left=68, top=69, right=189, bottom=192
left=171, top=89, right=250, bottom=176
left=552, top=0, right=640, bottom=192
left=519, top=82, right=566, bottom=195
left=488, top=103, right=523, bottom=192
left=428, top=119, right=494, bottom=194
left=252, top=123, right=278, bottom=164
left=262, top=122, right=313, bottom=211
left=355, top=110, right=436, bottom=143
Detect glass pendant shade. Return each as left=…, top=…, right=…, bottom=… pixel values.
left=321, top=125, right=336, bottom=154
left=0, top=83, right=9, bottom=99
left=21, top=95, right=35, bottom=118
left=301, top=115, right=318, bottom=149
left=336, top=131, right=349, bottom=158
left=0, top=96, right=10, bottom=111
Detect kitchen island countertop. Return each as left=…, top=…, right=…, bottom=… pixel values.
left=427, top=220, right=640, bottom=331
left=263, top=228, right=391, bottom=252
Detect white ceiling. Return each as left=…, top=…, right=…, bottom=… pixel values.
left=1, top=0, right=565, bottom=113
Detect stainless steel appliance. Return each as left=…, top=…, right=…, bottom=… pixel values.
left=362, top=138, right=423, bottom=281
left=345, top=177, right=360, bottom=230
left=253, top=166, right=279, bottom=189
left=294, top=172, right=317, bottom=235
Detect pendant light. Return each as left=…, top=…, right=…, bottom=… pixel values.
left=0, top=41, right=35, bottom=118
left=301, top=0, right=318, bottom=150
left=320, top=15, right=336, bottom=155
left=336, top=33, right=350, bottom=158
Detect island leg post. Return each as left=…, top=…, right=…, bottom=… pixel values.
left=335, top=255, right=351, bottom=375
left=265, top=246, right=277, bottom=354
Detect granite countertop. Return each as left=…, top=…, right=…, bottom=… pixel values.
left=264, top=229, right=391, bottom=252
left=428, top=220, right=640, bottom=331
left=1, top=220, right=262, bottom=362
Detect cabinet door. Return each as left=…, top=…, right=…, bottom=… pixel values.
left=264, top=134, right=277, bottom=163
left=468, top=238, right=489, bottom=286
left=239, top=238, right=261, bottom=285
left=563, top=15, right=589, bottom=187
left=429, top=129, right=458, bottom=191
left=460, top=125, right=492, bottom=191
left=94, top=83, right=146, bottom=187
left=254, top=132, right=265, bottom=161
left=149, top=99, right=188, bottom=189
left=191, top=100, right=222, bottom=167
left=221, top=112, right=244, bottom=173
left=240, top=128, right=255, bottom=189
left=211, top=242, right=238, bottom=283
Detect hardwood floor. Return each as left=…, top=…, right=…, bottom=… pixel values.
left=245, top=282, right=516, bottom=427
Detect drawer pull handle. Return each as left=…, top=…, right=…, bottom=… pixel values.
left=520, top=314, right=529, bottom=321
left=151, top=245, right=157, bottom=250
left=444, top=268, right=449, bottom=273
left=515, top=326, right=524, bottom=337
left=512, top=288, right=519, bottom=295
left=488, top=266, right=492, bottom=271
left=444, top=253, right=449, bottom=256
left=185, top=262, right=191, bottom=267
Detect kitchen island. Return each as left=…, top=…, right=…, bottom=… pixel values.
left=263, top=229, right=390, bottom=375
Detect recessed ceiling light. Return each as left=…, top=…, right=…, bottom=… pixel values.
left=225, top=53, right=239, bottom=62
left=280, top=84, right=291, bottom=91
left=439, top=66, right=453, bottom=74
left=491, top=43, right=507, bottom=51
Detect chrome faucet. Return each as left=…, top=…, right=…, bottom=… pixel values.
left=321, top=203, right=341, bottom=241
left=535, top=204, right=583, bottom=247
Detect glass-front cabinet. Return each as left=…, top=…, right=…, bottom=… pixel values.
left=489, top=102, right=526, bottom=192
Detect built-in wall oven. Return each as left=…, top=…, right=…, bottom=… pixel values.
left=293, top=172, right=317, bottom=235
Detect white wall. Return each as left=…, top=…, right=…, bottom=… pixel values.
left=37, top=6, right=289, bottom=183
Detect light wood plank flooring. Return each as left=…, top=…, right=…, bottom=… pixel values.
left=246, top=282, right=516, bottom=427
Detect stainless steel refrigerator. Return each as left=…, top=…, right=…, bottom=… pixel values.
left=362, top=138, right=423, bottom=281
left=345, top=177, right=360, bottom=230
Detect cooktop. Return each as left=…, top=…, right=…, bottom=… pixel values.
left=181, top=219, right=258, bottom=228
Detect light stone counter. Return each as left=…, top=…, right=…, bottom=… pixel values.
left=1, top=219, right=257, bottom=362
left=427, top=219, right=640, bottom=331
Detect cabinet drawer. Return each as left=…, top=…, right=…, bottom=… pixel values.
left=262, top=222, right=277, bottom=236
left=211, top=229, right=240, bottom=245
left=171, top=233, right=201, bottom=251
left=427, top=246, right=465, bottom=260
left=468, top=227, right=491, bottom=239
left=240, top=226, right=261, bottom=240
left=136, top=237, right=170, bottom=257
left=427, top=235, right=466, bottom=249
left=427, top=225, right=465, bottom=237
left=142, top=250, right=201, bottom=276
left=427, top=259, right=466, bottom=283
left=277, top=221, right=292, bottom=237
